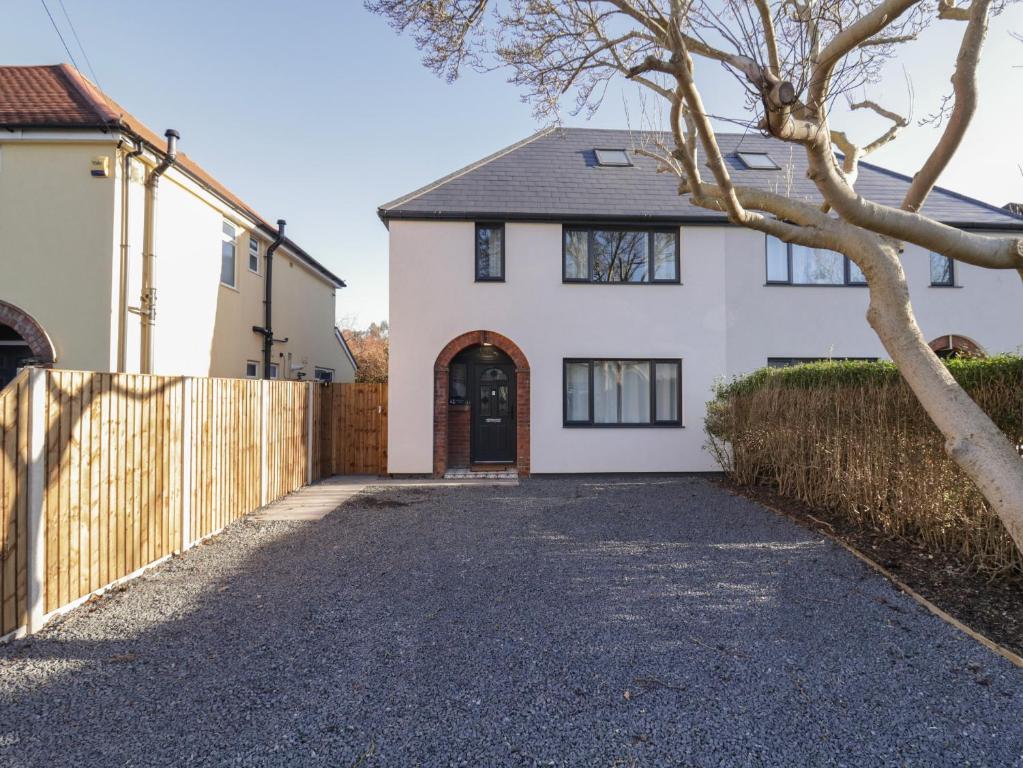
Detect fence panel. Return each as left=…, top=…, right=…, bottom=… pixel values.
left=0, top=371, right=29, bottom=637
left=326, top=383, right=388, bottom=475
left=1, top=371, right=391, bottom=639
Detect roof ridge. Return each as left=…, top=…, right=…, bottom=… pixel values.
left=378, top=125, right=558, bottom=213
left=56, top=63, right=122, bottom=125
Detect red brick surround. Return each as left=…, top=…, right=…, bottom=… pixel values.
left=434, top=330, right=530, bottom=477
left=929, top=334, right=985, bottom=358
left=0, top=300, right=55, bottom=365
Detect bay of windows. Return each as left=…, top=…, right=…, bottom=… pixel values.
left=564, top=359, right=682, bottom=426
left=766, top=235, right=866, bottom=285
left=563, top=226, right=679, bottom=283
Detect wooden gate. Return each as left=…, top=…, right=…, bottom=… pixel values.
left=316, top=383, right=388, bottom=476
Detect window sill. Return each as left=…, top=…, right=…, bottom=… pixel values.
left=928, top=284, right=962, bottom=289
left=563, top=422, right=685, bottom=429
left=561, top=280, right=684, bottom=286
left=220, top=281, right=240, bottom=293
left=248, top=268, right=262, bottom=277
left=475, top=277, right=506, bottom=283
left=764, top=282, right=868, bottom=288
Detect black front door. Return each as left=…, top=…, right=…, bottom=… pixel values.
left=472, top=363, right=516, bottom=463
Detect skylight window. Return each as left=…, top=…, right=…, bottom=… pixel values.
left=594, top=148, right=632, bottom=167
left=737, top=151, right=780, bottom=170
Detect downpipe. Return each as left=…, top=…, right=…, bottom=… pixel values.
left=137, top=129, right=179, bottom=374
left=117, top=138, right=144, bottom=372
left=254, top=219, right=286, bottom=379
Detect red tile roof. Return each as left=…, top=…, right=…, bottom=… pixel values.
left=0, top=64, right=344, bottom=287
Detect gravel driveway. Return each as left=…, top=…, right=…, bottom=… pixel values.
left=1, top=477, right=1021, bottom=767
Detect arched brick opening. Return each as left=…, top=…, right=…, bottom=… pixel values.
left=929, top=334, right=985, bottom=359
left=434, top=330, right=530, bottom=477
left=0, top=300, right=55, bottom=365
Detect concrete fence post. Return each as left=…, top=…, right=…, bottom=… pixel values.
left=25, top=368, right=47, bottom=633
left=180, top=377, right=193, bottom=550
left=307, top=381, right=315, bottom=486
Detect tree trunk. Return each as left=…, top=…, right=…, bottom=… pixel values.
left=856, top=238, right=1023, bottom=553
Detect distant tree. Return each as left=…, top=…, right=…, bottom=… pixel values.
left=368, top=0, right=1023, bottom=558
left=340, top=321, right=389, bottom=383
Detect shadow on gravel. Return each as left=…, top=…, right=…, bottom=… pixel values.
left=1, top=477, right=1021, bottom=767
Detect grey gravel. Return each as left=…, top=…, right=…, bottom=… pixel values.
left=1, top=476, right=1021, bottom=767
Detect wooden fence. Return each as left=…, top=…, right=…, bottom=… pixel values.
left=318, top=383, right=388, bottom=475
left=0, top=370, right=387, bottom=640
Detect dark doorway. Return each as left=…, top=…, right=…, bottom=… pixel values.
left=450, top=345, right=517, bottom=464
left=0, top=324, right=34, bottom=389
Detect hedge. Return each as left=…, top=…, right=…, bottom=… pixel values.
left=706, top=356, right=1023, bottom=576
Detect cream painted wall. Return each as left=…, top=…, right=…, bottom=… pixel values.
left=389, top=219, right=1023, bottom=475
left=0, top=133, right=353, bottom=382
left=0, top=140, right=118, bottom=370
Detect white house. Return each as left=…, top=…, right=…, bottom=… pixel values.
left=379, top=127, right=1023, bottom=476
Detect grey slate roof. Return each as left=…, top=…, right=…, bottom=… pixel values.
left=379, top=127, right=1023, bottom=229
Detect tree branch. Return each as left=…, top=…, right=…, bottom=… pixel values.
left=902, top=0, right=990, bottom=212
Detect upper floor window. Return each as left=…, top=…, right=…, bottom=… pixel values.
left=737, top=151, right=780, bottom=170
left=594, top=148, right=632, bottom=167
left=930, top=252, right=954, bottom=286
left=767, top=357, right=878, bottom=368
left=248, top=236, right=260, bottom=274
left=563, top=226, right=680, bottom=284
left=766, top=236, right=866, bottom=286
left=221, top=221, right=237, bottom=287
left=564, top=358, right=682, bottom=427
left=475, top=223, right=505, bottom=281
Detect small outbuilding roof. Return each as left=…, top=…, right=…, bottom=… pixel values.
left=379, top=126, right=1023, bottom=230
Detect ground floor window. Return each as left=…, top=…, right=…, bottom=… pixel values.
left=767, top=356, right=878, bottom=368
left=268, top=363, right=279, bottom=379
left=563, top=358, right=682, bottom=426
left=314, top=367, right=334, bottom=382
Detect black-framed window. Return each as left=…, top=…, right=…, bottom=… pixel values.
left=563, top=358, right=682, bottom=427
left=475, top=223, right=505, bottom=281
left=248, top=236, right=260, bottom=274
left=766, top=235, right=866, bottom=286
left=563, top=226, right=680, bottom=284
left=767, top=356, right=878, bottom=368
left=929, top=252, right=954, bottom=286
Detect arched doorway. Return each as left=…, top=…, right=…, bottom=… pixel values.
left=929, top=334, right=985, bottom=360
left=434, top=330, right=530, bottom=477
left=0, top=301, right=55, bottom=388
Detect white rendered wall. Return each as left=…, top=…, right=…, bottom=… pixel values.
left=389, top=219, right=1023, bottom=474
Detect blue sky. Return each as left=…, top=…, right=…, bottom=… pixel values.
left=3, top=2, right=1021, bottom=327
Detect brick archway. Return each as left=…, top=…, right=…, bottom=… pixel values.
left=434, top=330, right=529, bottom=477
left=0, top=300, right=55, bottom=365
left=929, top=334, right=985, bottom=359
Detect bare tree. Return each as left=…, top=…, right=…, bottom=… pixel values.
left=368, top=0, right=1023, bottom=555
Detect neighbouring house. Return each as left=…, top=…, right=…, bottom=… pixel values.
left=0, top=64, right=356, bottom=387
left=379, top=127, right=1023, bottom=476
